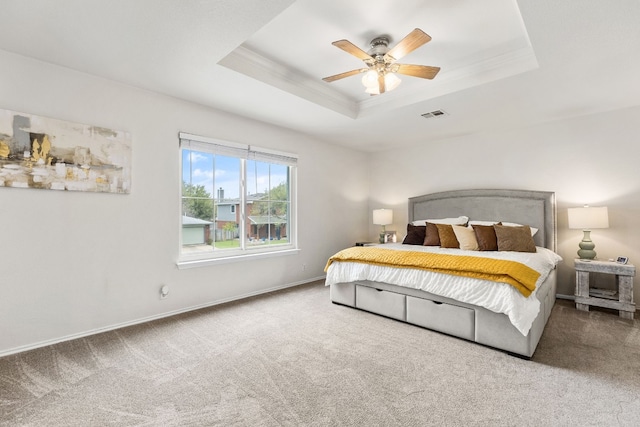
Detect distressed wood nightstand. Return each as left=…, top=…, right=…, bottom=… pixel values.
left=574, top=259, right=636, bottom=319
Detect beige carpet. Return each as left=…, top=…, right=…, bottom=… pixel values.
left=1, top=281, right=639, bottom=426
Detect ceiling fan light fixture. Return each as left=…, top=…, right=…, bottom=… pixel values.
left=384, top=72, right=401, bottom=91
left=362, top=71, right=401, bottom=95
left=361, top=69, right=378, bottom=88
left=324, top=28, right=437, bottom=95
left=365, top=86, right=380, bottom=95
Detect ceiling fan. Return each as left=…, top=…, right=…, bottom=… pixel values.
left=322, top=28, right=440, bottom=95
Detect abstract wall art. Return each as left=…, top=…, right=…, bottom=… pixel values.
left=0, top=108, right=131, bottom=194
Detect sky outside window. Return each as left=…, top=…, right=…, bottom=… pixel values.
left=182, top=150, right=240, bottom=199
left=183, top=150, right=288, bottom=199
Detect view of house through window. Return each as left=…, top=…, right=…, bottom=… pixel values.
left=179, top=133, right=296, bottom=260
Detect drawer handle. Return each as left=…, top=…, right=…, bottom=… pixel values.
left=432, top=301, right=443, bottom=305
left=375, top=289, right=383, bottom=292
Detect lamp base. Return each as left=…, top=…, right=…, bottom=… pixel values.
left=379, top=232, right=385, bottom=244
left=577, top=230, right=597, bottom=260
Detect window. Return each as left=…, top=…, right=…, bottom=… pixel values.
left=179, top=132, right=297, bottom=267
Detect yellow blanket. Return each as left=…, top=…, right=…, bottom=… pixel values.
left=325, top=247, right=540, bottom=297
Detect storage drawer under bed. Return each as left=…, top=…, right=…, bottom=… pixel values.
left=406, top=296, right=475, bottom=341
left=355, top=285, right=406, bottom=321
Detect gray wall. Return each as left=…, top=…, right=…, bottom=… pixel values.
left=368, top=106, right=640, bottom=302
left=3, top=46, right=639, bottom=356
left=0, top=50, right=369, bottom=356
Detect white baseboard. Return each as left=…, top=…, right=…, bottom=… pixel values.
left=0, top=276, right=326, bottom=358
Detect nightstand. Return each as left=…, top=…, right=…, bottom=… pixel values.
left=574, top=259, right=636, bottom=319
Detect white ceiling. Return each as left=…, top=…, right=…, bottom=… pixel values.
left=1, top=0, right=640, bottom=152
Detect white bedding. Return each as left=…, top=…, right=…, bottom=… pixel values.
left=325, top=243, right=562, bottom=335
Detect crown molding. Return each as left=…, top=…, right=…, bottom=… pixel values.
left=219, top=46, right=358, bottom=118
left=357, top=45, right=539, bottom=117
left=219, top=44, right=538, bottom=120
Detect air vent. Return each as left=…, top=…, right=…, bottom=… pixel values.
left=421, top=109, right=448, bottom=119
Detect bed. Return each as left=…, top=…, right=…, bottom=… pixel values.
left=326, top=189, right=561, bottom=358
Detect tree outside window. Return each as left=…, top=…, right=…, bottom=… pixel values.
left=179, top=133, right=296, bottom=261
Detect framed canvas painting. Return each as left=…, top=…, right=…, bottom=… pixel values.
left=0, top=109, right=131, bottom=194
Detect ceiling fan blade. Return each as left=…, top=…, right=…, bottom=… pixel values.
left=384, top=28, right=432, bottom=62
left=322, top=69, right=365, bottom=82
left=378, top=74, right=386, bottom=94
left=395, top=64, right=441, bottom=79
left=332, top=39, right=374, bottom=62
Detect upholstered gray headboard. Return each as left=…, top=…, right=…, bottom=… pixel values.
left=408, top=189, right=556, bottom=251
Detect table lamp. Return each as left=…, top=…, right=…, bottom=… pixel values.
left=567, top=206, right=609, bottom=260
left=373, top=209, right=393, bottom=244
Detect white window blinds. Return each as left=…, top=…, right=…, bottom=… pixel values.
left=179, top=132, right=298, bottom=166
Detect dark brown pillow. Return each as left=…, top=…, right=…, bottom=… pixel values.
left=494, top=224, right=536, bottom=253
left=472, top=223, right=499, bottom=251
left=423, top=222, right=441, bottom=246
left=435, top=224, right=459, bottom=248
left=403, top=224, right=426, bottom=245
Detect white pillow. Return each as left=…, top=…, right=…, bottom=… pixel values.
left=467, top=220, right=538, bottom=236
left=502, top=222, right=539, bottom=236
left=412, top=216, right=469, bottom=226
left=468, top=220, right=500, bottom=226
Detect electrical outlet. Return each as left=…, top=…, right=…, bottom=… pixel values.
left=302, top=263, right=307, bottom=271
left=160, top=285, right=170, bottom=299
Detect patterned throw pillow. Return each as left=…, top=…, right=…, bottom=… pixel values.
left=435, top=224, right=460, bottom=248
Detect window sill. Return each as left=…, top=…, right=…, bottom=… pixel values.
left=176, top=248, right=301, bottom=269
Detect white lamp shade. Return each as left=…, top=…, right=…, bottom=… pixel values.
left=568, top=206, right=609, bottom=229
left=384, top=73, right=401, bottom=91
left=365, top=86, right=380, bottom=95
left=361, top=71, right=402, bottom=94
left=361, top=70, right=378, bottom=88
left=373, top=209, right=393, bottom=226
